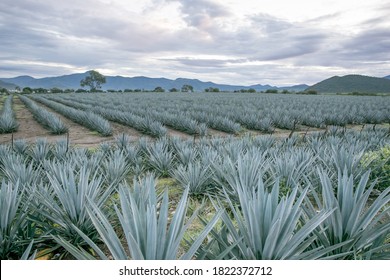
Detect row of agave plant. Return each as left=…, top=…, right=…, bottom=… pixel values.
left=19, top=95, right=68, bottom=135
left=42, top=94, right=205, bottom=137
left=39, top=92, right=390, bottom=134
left=41, top=95, right=168, bottom=138
left=0, top=95, right=18, bottom=134
left=0, top=129, right=389, bottom=260
left=30, top=95, right=112, bottom=136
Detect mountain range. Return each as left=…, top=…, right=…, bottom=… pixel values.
left=1, top=72, right=390, bottom=93
left=306, top=74, right=390, bottom=93
left=0, top=72, right=308, bottom=92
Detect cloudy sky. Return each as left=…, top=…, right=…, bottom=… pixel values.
left=1, top=0, right=389, bottom=86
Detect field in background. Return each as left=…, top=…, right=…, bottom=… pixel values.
left=1, top=92, right=389, bottom=146
left=1, top=92, right=390, bottom=260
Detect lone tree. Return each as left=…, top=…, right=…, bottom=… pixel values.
left=80, top=70, right=106, bottom=92
left=181, top=84, right=194, bottom=92
left=153, top=86, right=165, bottom=92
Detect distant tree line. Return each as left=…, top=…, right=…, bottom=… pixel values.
left=251, top=89, right=318, bottom=95
left=233, top=88, right=257, bottom=93
left=0, top=88, right=9, bottom=94
left=11, top=86, right=318, bottom=95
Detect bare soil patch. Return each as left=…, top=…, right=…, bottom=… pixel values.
left=165, top=127, right=191, bottom=139
left=207, top=127, right=231, bottom=137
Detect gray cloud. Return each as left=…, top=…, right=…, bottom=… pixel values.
left=174, top=0, right=231, bottom=29
left=0, top=0, right=389, bottom=85
left=202, top=14, right=327, bottom=61
left=342, top=29, right=390, bottom=60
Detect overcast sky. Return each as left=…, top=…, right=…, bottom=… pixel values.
left=1, top=0, right=389, bottom=85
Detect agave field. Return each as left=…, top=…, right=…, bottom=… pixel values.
left=1, top=92, right=390, bottom=139
left=0, top=127, right=390, bottom=260
left=0, top=92, right=390, bottom=260
left=31, top=92, right=390, bottom=136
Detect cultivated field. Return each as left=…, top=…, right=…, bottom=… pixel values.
left=0, top=92, right=389, bottom=260
left=1, top=92, right=390, bottom=144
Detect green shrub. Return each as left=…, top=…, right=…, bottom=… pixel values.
left=361, top=146, right=390, bottom=191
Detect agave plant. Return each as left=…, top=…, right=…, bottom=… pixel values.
left=197, top=123, right=208, bottom=137
left=174, top=145, right=199, bottom=166
left=1, top=154, right=42, bottom=188
left=115, top=133, right=131, bottom=151
left=212, top=151, right=270, bottom=200
left=0, top=180, right=37, bottom=259
left=171, top=162, right=214, bottom=196
left=29, top=138, right=51, bottom=164
left=252, top=135, right=276, bottom=150
left=146, top=140, right=174, bottom=177
left=207, top=179, right=341, bottom=260
left=12, top=139, right=29, bottom=155
left=101, top=150, right=131, bottom=185
left=69, top=148, right=105, bottom=173
left=138, top=116, right=167, bottom=138
left=123, top=145, right=140, bottom=165
left=34, top=164, right=114, bottom=248
left=328, top=145, right=366, bottom=177
left=52, top=138, right=70, bottom=161
left=0, top=144, right=11, bottom=163
left=258, top=117, right=275, bottom=133
left=0, top=95, right=18, bottom=134
left=304, top=169, right=390, bottom=259
left=54, top=176, right=221, bottom=260
left=268, top=148, right=315, bottom=192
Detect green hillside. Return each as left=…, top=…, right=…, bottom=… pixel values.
left=306, top=74, right=390, bottom=93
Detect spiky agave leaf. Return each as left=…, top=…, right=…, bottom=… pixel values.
left=268, top=148, right=315, bottom=192
left=0, top=95, right=18, bottom=134
left=29, top=138, right=51, bottom=164
left=102, top=150, right=131, bottom=186
left=1, top=153, right=42, bottom=188
left=146, top=140, right=174, bottom=177
left=305, top=169, right=390, bottom=259
left=212, top=151, right=270, bottom=200
left=12, top=139, right=29, bottom=155
left=56, top=176, right=221, bottom=260
left=0, top=180, right=36, bottom=259
left=210, top=179, right=337, bottom=260
left=34, top=164, right=114, bottom=246
left=171, top=162, right=214, bottom=196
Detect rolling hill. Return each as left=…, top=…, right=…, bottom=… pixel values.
left=306, top=74, right=390, bottom=93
